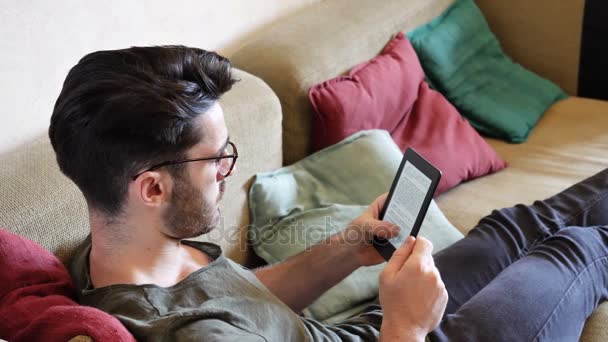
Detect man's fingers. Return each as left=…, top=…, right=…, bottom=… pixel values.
left=371, top=221, right=400, bottom=239
left=370, top=193, right=389, bottom=217
left=384, top=236, right=416, bottom=275
left=411, top=237, right=434, bottom=259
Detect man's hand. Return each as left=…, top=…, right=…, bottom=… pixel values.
left=340, top=193, right=401, bottom=267
left=379, top=237, right=448, bottom=341
left=254, top=194, right=402, bottom=313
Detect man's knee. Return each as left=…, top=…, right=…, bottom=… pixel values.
left=535, top=226, right=608, bottom=261
left=473, top=204, right=551, bottom=245
left=554, top=226, right=608, bottom=242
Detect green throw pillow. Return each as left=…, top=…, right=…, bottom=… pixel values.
left=248, top=130, right=463, bottom=322
left=408, top=0, right=567, bottom=143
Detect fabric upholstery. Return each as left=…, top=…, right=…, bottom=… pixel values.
left=249, top=130, right=463, bottom=321
left=408, top=0, right=567, bottom=143
left=582, top=302, right=608, bottom=342
left=231, top=0, right=586, bottom=161
left=308, top=32, right=506, bottom=195
left=436, top=97, right=608, bottom=234
left=0, top=229, right=135, bottom=342
left=231, top=0, right=455, bottom=164
left=0, top=69, right=282, bottom=266
left=435, top=96, right=608, bottom=342
left=3, top=337, right=90, bottom=342
left=67, top=337, right=93, bottom=342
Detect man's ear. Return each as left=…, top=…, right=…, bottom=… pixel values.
left=133, top=171, right=171, bottom=208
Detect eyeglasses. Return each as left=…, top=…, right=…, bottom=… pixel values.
left=132, top=141, right=238, bottom=181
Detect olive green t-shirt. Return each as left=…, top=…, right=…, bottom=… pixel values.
left=70, top=240, right=384, bottom=341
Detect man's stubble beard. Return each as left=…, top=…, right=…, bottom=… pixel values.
left=163, top=173, right=226, bottom=239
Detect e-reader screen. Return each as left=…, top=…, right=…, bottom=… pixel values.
left=373, top=148, right=441, bottom=261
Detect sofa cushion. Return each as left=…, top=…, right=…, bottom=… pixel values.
left=309, top=32, right=506, bottom=196
left=435, top=96, right=608, bottom=342
left=436, top=97, right=608, bottom=234
left=408, top=0, right=567, bottom=143
left=249, top=130, right=463, bottom=321
left=0, top=228, right=135, bottom=342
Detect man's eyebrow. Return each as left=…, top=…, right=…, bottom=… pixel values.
left=216, top=136, right=230, bottom=155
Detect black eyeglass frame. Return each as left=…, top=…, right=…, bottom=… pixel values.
left=131, top=141, right=238, bottom=181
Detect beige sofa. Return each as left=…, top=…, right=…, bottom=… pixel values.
left=1, top=0, right=607, bottom=340
left=229, top=0, right=608, bottom=340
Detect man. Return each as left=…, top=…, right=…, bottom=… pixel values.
left=50, top=46, right=608, bottom=341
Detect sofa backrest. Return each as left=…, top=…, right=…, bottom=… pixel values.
left=231, top=0, right=585, bottom=165
left=0, top=134, right=89, bottom=264
left=475, top=0, right=584, bottom=96
left=230, top=0, right=455, bottom=165
left=0, top=69, right=282, bottom=266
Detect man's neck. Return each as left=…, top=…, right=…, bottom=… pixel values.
left=87, top=210, right=211, bottom=288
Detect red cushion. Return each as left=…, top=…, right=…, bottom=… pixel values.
left=0, top=228, right=135, bottom=342
left=308, top=32, right=506, bottom=195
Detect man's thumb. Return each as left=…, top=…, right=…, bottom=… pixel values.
left=384, top=236, right=416, bottom=274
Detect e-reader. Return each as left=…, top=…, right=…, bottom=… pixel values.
left=372, top=147, right=442, bottom=261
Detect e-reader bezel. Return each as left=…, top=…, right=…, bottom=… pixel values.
left=372, top=147, right=442, bottom=261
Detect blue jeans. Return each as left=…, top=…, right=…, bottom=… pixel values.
left=429, top=169, right=608, bottom=341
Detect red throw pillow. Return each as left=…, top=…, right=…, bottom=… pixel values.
left=308, top=32, right=506, bottom=195
left=0, top=228, right=136, bottom=342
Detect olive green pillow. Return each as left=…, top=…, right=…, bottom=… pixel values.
left=248, top=130, right=463, bottom=322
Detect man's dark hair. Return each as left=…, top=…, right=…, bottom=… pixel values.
left=49, top=46, right=237, bottom=216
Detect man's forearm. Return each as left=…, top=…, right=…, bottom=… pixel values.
left=254, top=233, right=361, bottom=313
